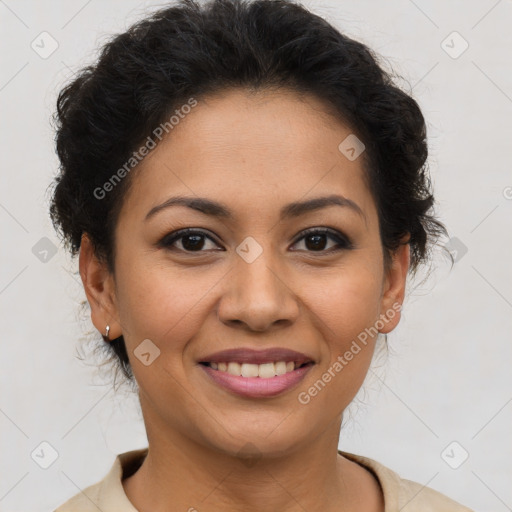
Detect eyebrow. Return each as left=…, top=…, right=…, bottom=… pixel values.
left=145, top=194, right=366, bottom=222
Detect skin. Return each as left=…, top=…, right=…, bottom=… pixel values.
left=80, top=87, right=410, bottom=512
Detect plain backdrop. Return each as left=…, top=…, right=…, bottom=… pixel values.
left=1, top=0, right=511, bottom=510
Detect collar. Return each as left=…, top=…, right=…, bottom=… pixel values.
left=96, top=447, right=400, bottom=511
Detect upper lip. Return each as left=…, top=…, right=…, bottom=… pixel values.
left=198, top=347, right=315, bottom=365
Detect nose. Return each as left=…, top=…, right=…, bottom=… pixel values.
left=216, top=254, right=300, bottom=332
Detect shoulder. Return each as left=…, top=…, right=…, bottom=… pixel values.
left=397, top=477, right=474, bottom=511
left=53, top=480, right=103, bottom=512
left=339, top=450, right=474, bottom=512
left=53, top=448, right=147, bottom=512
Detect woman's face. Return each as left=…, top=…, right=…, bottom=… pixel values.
left=82, top=88, right=408, bottom=458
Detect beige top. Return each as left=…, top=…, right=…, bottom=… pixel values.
left=54, top=447, right=473, bottom=511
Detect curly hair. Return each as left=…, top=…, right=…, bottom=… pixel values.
left=48, top=0, right=448, bottom=385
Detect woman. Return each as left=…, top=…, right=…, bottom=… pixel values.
left=49, top=0, right=473, bottom=509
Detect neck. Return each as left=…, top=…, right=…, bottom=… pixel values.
left=122, top=413, right=383, bottom=512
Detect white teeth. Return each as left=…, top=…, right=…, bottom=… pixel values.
left=209, top=361, right=303, bottom=378
left=227, top=362, right=241, bottom=376
left=241, top=363, right=259, bottom=377
left=275, top=361, right=287, bottom=375
left=258, top=363, right=275, bottom=379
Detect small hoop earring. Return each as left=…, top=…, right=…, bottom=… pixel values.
left=103, top=325, right=110, bottom=341
left=378, top=332, right=388, bottom=343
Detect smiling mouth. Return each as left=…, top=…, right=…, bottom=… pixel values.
left=199, top=361, right=314, bottom=379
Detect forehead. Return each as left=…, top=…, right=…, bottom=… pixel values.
left=119, top=88, right=375, bottom=224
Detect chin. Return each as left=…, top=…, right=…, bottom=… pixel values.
left=197, top=420, right=311, bottom=462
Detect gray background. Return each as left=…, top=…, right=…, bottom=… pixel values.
left=1, top=1, right=511, bottom=510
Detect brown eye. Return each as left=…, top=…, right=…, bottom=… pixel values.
left=160, top=227, right=352, bottom=255
left=291, top=228, right=352, bottom=253
left=160, top=229, right=221, bottom=252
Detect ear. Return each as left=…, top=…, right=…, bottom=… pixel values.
left=79, top=233, right=122, bottom=340
left=378, top=238, right=410, bottom=334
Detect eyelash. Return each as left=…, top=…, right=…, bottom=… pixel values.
left=159, top=227, right=353, bottom=254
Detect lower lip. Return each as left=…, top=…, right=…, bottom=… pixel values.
left=199, top=363, right=313, bottom=398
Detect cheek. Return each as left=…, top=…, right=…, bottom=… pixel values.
left=316, top=260, right=382, bottom=336
left=310, top=264, right=383, bottom=380
left=329, top=281, right=381, bottom=339
left=114, top=257, right=209, bottom=353
left=292, top=268, right=383, bottom=419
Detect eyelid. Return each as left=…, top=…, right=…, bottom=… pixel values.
left=291, top=226, right=353, bottom=249
left=293, top=226, right=351, bottom=245
left=159, top=228, right=222, bottom=249
left=159, top=226, right=353, bottom=253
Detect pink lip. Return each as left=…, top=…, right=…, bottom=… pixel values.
left=199, top=363, right=314, bottom=398
left=198, top=347, right=314, bottom=365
